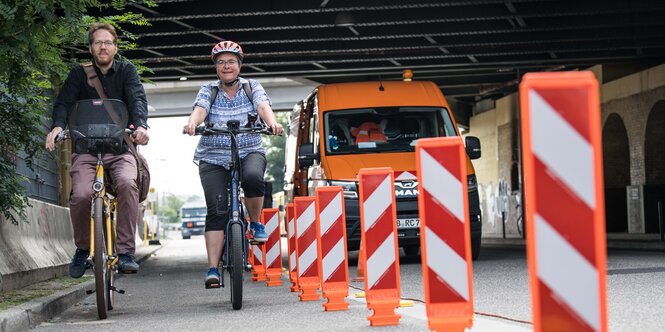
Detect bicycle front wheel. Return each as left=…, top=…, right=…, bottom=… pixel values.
left=93, top=197, right=108, bottom=319
left=229, top=222, right=244, bottom=310
left=105, top=208, right=116, bottom=311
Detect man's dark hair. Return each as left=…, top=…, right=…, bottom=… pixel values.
left=88, top=23, right=118, bottom=45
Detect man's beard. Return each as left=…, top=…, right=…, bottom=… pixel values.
left=93, top=53, right=113, bottom=66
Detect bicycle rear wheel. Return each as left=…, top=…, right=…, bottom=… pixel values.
left=93, top=197, right=108, bottom=319
left=229, top=222, right=243, bottom=310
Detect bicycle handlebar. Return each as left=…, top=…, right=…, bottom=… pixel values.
left=55, top=129, right=70, bottom=143
left=54, top=128, right=134, bottom=143
left=186, top=124, right=278, bottom=136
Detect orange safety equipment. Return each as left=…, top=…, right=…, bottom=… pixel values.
left=351, top=121, right=386, bottom=143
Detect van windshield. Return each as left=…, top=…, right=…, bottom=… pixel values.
left=323, top=107, right=457, bottom=154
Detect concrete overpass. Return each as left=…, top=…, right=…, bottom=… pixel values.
left=143, top=77, right=319, bottom=118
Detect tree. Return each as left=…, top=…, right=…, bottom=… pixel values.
left=158, top=193, right=183, bottom=224
left=264, top=112, right=288, bottom=194
left=0, top=0, right=151, bottom=224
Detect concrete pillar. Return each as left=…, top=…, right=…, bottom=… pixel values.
left=627, top=185, right=645, bottom=233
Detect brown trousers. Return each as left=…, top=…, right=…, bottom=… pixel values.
left=69, top=152, right=138, bottom=255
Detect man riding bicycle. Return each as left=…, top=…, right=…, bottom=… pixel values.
left=183, top=40, right=284, bottom=288
left=45, top=23, right=149, bottom=277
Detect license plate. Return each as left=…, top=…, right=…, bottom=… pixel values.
left=196, top=221, right=206, bottom=226
left=397, top=218, right=420, bottom=229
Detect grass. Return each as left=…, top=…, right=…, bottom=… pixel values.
left=0, top=275, right=92, bottom=311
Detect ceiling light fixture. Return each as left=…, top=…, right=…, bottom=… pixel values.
left=335, top=12, right=355, bottom=27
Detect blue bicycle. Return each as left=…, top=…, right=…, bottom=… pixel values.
left=190, top=119, right=273, bottom=310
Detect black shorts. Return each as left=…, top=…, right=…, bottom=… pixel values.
left=198, top=152, right=267, bottom=232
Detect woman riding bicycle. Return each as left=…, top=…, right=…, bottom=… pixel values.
left=183, top=40, right=284, bottom=288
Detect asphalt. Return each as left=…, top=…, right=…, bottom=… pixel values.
left=2, top=236, right=663, bottom=332
left=0, top=244, right=161, bottom=332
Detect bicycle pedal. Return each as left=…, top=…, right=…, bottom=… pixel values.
left=244, top=264, right=253, bottom=271
left=110, top=286, right=125, bottom=294
left=205, top=282, right=221, bottom=289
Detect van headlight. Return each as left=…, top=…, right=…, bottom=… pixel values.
left=327, top=180, right=358, bottom=199
left=467, top=174, right=478, bottom=191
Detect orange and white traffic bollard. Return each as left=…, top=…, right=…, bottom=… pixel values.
left=294, top=196, right=321, bottom=301
left=520, top=71, right=608, bottom=332
left=285, top=203, right=299, bottom=292
left=251, top=217, right=267, bottom=282
left=262, top=208, right=282, bottom=287
left=315, top=186, right=349, bottom=311
left=416, top=137, right=474, bottom=332
left=358, top=167, right=401, bottom=326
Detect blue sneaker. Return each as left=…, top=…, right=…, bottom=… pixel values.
left=69, top=248, right=89, bottom=278
left=205, top=267, right=221, bottom=288
left=249, top=221, right=268, bottom=242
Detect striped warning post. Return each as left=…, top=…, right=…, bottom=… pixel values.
left=520, top=71, right=608, bottom=332
left=358, top=167, right=401, bottom=326
left=315, top=186, right=349, bottom=311
left=263, top=208, right=282, bottom=287
left=394, top=170, right=417, bottom=180
left=294, top=196, right=321, bottom=301
left=251, top=217, right=267, bottom=282
left=416, top=137, right=474, bottom=332
left=285, top=203, right=298, bottom=292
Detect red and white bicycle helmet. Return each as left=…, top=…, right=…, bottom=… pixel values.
left=211, top=40, right=244, bottom=63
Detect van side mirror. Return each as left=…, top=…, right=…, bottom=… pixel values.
left=298, top=143, right=320, bottom=168
left=465, top=136, right=481, bottom=160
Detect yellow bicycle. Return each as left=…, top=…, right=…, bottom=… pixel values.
left=56, top=98, right=132, bottom=319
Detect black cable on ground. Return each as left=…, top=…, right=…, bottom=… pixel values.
left=348, top=284, right=532, bottom=325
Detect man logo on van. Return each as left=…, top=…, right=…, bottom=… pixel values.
left=395, top=181, right=418, bottom=198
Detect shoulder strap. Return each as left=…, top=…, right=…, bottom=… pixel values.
left=242, top=79, right=252, bottom=104
left=210, top=85, right=219, bottom=107
left=82, top=63, right=107, bottom=99
left=81, top=64, right=143, bottom=168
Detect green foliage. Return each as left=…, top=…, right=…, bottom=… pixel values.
left=158, top=193, right=183, bottom=224
left=0, top=0, right=153, bottom=224
left=264, top=112, right=288, bottom=194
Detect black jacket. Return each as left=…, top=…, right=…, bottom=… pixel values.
left=51, top=60, right=148, bottom=130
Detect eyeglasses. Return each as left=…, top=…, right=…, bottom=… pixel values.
left=92, top=40, right=115, bottom=47
left=216, top=59, right=238, bottom=66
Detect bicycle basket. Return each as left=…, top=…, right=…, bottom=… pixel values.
left=68, top=99, right=129, bottom=154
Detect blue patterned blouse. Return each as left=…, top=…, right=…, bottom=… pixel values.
left=192, top=78, right=271, bottom=169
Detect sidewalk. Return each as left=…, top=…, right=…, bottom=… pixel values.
left=0, top=244, right=161, bottom=332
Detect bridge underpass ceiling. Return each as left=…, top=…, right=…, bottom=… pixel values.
left=93, top=0, right=665, bottom=118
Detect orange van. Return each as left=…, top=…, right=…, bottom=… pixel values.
left=283, top=79, right=482, bottom=259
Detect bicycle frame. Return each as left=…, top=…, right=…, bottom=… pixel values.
left=89, top=151, right=121, bottom=319
left=90, top=154, right=118, bottom=264
left=222, top=131, right=249, bottom=273
left=55, top=125, right=130, bottom=319
left=191, top=121, right=273, bottom=309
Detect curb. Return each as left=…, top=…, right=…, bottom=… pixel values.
left=0, top=244, right=162, bottom=332
left=0, top=279, right=94, bottom=332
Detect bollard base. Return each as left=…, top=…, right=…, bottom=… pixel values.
left=323, top=298, right=349, bottom=311
left=428, top=316, right=473, bottom=332
left=265, top=269, right=282, bottom=287
left=289, top=272, right=299, bottom=292
left=251, top=266, right=267, bottom=282
left=367, top=301, right=401, bottom=326
left=298, top=282, right=320, bottom=301
left=322, top=284, right=349, bottom=311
